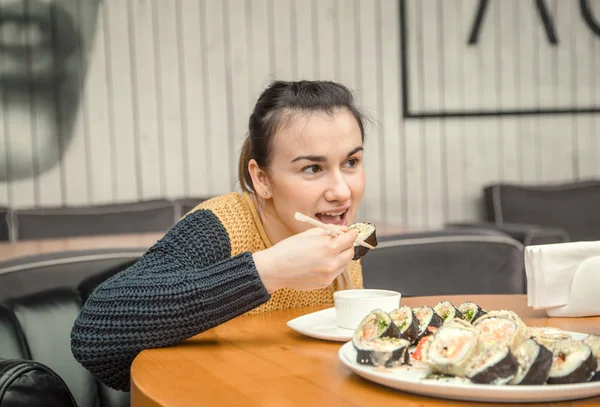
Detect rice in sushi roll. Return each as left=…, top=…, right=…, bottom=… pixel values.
left=528, top=326, right=573, bottom=349
left=583, top=334, right=600, bottom=381
left=473, top=312, right=527, bottom=352
left=422, top=318, right=481, bottom=377
left=547, top=339, right=597, bottom=384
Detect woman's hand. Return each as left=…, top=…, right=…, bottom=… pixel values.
left=253, top=227, right=359, bottom=293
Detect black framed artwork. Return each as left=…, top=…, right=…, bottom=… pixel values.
left=399, top=0, right=600, bottom=118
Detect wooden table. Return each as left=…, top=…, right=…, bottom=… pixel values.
left=130, top=294, right=600, bottom=407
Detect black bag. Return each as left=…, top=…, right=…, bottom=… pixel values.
left=0, top=359, right=77, bottom=407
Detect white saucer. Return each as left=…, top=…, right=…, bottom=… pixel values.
left=286, top=307, right=354, bottom=342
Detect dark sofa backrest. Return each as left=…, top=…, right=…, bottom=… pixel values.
left=0, top=249, right=145, bottom=304
left=484, top=181, right=600, bottom=241
left=362, top=234, right=525, bottom=297
left=13, top=200, right=177, bottom=241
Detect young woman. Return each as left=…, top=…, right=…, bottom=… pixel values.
left=71, top=80, right=368, bottom=391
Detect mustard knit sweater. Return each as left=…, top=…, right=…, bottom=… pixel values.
left=195, top=192, right=363, bottom=313
left=71, top=192, right=363, bottom=391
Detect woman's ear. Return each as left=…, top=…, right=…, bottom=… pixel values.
left=248, top=159, right=271, bottom=198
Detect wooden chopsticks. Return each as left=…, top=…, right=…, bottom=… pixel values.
left=294, top=212, right=375, bottom=250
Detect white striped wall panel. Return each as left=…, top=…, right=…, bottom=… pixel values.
left=0, top=0, right=598, bottom=232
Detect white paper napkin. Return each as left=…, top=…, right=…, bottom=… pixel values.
left=525, top=240, right=600, bottom=311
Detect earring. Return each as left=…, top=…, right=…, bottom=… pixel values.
left=263, top=191, right=268, bottom=196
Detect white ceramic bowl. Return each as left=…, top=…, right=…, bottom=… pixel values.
left=333, top=289, right=402, bottom=330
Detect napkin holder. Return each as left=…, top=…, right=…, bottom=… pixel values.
left=544, top=256, right=600, bottom=317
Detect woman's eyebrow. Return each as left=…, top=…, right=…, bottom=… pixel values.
left=347, top=146, right=364, bottom=157
left=291, top=154, right=326, bottom=163
left=291, top=146, right=364, bottom=163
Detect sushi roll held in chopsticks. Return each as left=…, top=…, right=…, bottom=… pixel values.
left=348, top=222, right=378, bottom=260
left=293, top=212, right=377, bottom=260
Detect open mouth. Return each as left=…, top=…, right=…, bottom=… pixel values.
left=315, top=209, right=349, bottom=226
left=0, top=0, right=79, bottom=81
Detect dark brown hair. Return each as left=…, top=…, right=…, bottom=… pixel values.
left=238, top=80, right=367, bottom=193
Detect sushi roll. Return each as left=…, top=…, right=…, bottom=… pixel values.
left=547, top=339, right=597, bottom=384
left=583, top=334, right=600, bottom=381
left=389, top=306, right=420, bottom=343
left=528, top=326, right=573, bottom=348
left=433, top=301, right=463, bottom=323
left=422, top=318, right=481, bottom=377
left=412, top=306, right=444, bottom=341
left=352, top=309, right=401, bottom=346
left=474, top=309, right=525, bottom=326
left=348, top=222, right=378, bottom=260
left=473, top=313, right=527, bottom=352
left=465, top=342, right=519, bottom=385
left=458, top=302, right=486, bottom=323
left=446, top=317, right=475, bottom=329
left=354, top=337, right=411, bottom=367
left=510, top=338, right=553, bottom=385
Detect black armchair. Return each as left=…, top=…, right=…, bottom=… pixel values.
left=0, top=249, right=142, bottom=407
left=448, top=180, right=600, bottom=245
left=13, top=200, right=177, bottom=241
left=361, top=230, right=526, bottom=297
left=0, top=207, right=10, bottom=241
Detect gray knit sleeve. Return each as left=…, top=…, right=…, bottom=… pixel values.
left=70, top=209, right=271, bottom=391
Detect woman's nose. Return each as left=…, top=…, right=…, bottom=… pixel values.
left=324, top=171, right=351, bottom=202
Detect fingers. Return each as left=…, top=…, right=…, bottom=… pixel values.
left=331, top=228, right=358, bottom=252
left=339, top=245, right=356, bottom=263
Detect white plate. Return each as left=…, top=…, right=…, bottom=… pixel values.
left=338, top=332, right=600, bottom=403
left=287, top=307, right=354, bottom=342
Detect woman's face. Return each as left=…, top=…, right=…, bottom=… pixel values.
left=0, top=0, right=100, bottom=181
left=259, top=108, right=365, bottom=239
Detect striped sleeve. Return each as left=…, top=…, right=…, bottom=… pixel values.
left=70, top=210, right=270, bottom=391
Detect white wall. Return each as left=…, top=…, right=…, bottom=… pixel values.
left=1, top=0, right=599, bottom=230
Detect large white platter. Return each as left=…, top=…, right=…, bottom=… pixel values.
left=338, top=331, right=600, bottom=403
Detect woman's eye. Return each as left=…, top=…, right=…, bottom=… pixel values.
left=344, top=158, right=358, bottom=168
left=302, top=165, right=322, bottom=174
